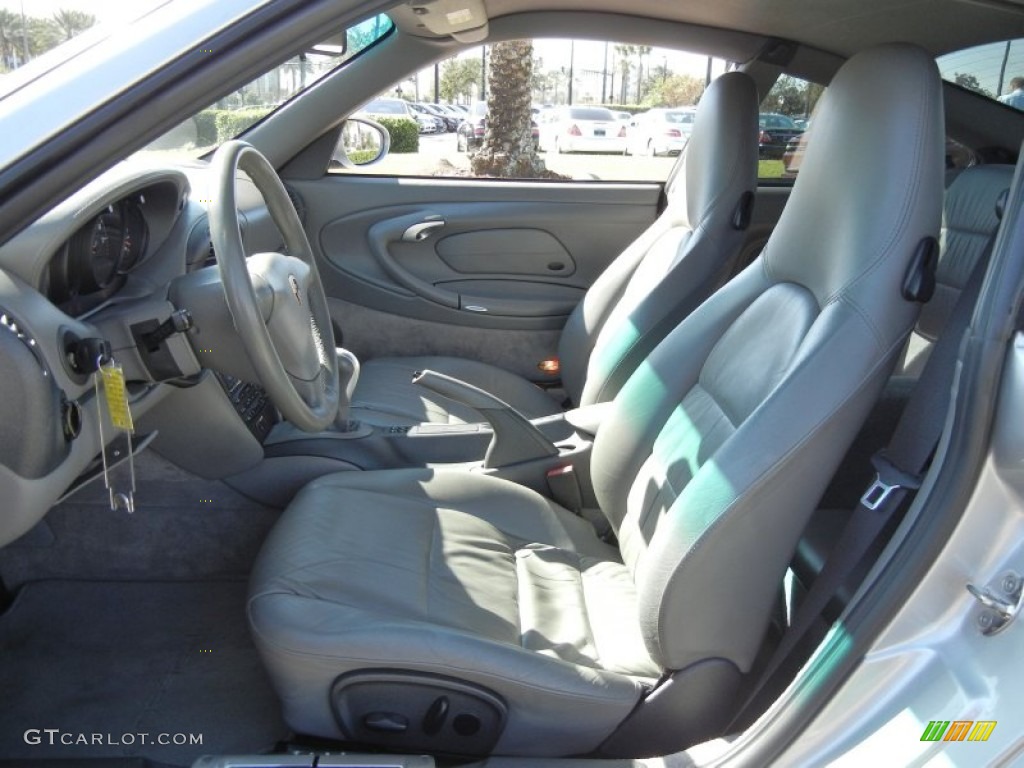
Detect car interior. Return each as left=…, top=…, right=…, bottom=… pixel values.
left=0, top=1, right=1022, bottom=767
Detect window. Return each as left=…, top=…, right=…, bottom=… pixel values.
left=135, top=13, right=394, bottom=160
left=338, top=39, right=733, bottom=182
left=937, top=39, right=1024, bottom=110
left=757, top=75, right=824, bottom=181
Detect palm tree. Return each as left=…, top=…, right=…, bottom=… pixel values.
left=635, top=45, right=652, bottom=102
left=0, top=9, right=24, bottom=69
left=51, top=9, right=96, bottom=42
left=614, top=44, right=636, bottom=103
left=470, top=39, right=548, bottom=178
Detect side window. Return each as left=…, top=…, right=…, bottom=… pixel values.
left=338, top=39, right=734, bottom=182
left=757, top=75, right=824, bottom=182
left=937, top=39, right=1024, bottom=110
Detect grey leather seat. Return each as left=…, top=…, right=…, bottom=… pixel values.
left=249, top=44, right=943, bottom=757
left=898, top=163, right=1014, bottom=375
left=349, top=71, right=759, bottom=427
left=796, top=162, right=1015, bottom=612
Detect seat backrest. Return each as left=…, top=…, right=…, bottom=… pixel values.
left=557, top=71, right=758, bottom=407
left=590, top=43, right=944, bottom=676
left=900, top=163, right=1014, bottom=375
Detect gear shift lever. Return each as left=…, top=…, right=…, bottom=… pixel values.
left=334, top=347, right=360, bottom=431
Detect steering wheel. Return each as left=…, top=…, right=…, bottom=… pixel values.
left=209, top=140, right=339, bottom=432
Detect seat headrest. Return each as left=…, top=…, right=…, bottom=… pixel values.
left=672, top=71, right=759, bottom=229
left=762, top=43, right=944, bottom=347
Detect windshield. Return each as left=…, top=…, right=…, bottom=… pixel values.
left=568, top=107, right=614, bottom=120
left=135, top=13, right=393, bottom=160
left=664, top=111, right=694, bottom=123
left=363, top=98, right=409, bottom=114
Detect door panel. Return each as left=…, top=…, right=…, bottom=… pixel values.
left=290, top=174, right=792, bottom=375
left=291, top=175, right=661, bottom=372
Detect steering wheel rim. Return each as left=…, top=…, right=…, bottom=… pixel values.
left=209, top=140, right=339, bottom=432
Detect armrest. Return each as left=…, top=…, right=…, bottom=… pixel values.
left=413, top=369, right=558, bottom=469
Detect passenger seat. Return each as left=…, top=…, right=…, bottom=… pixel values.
left=793, top=162, right=1014, bottom=620
left=348, top=72, right=759, bottom=427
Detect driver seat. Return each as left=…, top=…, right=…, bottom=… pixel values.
left=348, top=71, right=760, bottom=426
left=248, top=45, right=943, bottom=757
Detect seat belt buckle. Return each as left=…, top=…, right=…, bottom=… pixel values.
left=860, top=452, right=922, bottom=511
left=546, top=464, right=582, bottom=513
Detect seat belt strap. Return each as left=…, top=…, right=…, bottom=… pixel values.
left=730, top=207, right=1001, bottom=728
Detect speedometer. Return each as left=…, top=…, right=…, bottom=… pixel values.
left=89, top=208, right=123, bottom=288
left=50, top=197, right=150, bottom=314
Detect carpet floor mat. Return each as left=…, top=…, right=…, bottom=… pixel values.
left=0, top=580, right=287, bottom=765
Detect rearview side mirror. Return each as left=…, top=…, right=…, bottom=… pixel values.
left=332, top=117, right=390, bottom=169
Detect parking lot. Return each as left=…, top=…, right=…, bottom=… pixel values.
left=353, top=131, right=680, bottom=181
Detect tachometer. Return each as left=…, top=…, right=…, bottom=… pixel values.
left=51, top=197, right=150, bottom=314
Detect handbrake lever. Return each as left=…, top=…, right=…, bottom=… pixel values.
left=413, top=369, right=557, bottom=468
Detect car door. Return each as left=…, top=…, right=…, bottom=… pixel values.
left=281, top=48, right=812, bottom=383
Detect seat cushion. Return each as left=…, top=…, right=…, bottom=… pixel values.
left=248, top=469, right=658, bottom=756
left=350, top=356, right=562, bottom=427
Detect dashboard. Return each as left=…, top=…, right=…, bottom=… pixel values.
left=0, top=161, right=288, bottom=548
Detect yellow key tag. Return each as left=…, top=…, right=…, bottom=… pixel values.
left=100, top=362, right=134, bottom=432
left=94, top=357, right=137, bottom=513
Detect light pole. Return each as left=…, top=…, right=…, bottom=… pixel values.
left=19, top=0, right=30, bottom=63
left=567, top=40, right=575, bottom=105
left=601, top=42, right=609, bottom=103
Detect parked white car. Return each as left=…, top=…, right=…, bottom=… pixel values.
left=625, top=107, right=697, bottom=156
left=538, top=106, right=626, bottom=154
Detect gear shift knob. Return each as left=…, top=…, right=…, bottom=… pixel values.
left=334, top=347, right=360, bottom=431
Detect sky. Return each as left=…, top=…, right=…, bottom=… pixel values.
left=5, top=2, right=730, bottom=104
left=0, top=0, right=162, bottom=20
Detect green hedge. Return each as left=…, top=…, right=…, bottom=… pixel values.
left=214, top=107, right=273, bottom=142
left=193, top=110, right=219, bottom=146
left=375, top=117, right=419, bottom=153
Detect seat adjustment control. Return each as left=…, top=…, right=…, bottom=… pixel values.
left=363, top=711, right=409, bottom=733
left=422, top=695, right=449, bottom=735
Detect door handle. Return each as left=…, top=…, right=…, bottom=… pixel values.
left=402, top=218, right=446, bottom=242
left=368, top=212, right=459, bottom=309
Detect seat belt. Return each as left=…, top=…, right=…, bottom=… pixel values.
left=730, top=205, right=1003, bottom=728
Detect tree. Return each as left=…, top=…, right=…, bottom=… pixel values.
left=470, top=39, right=548, bottom=178
left=634, top=45, right=652, bottom=102
left=51, top=9, right=95, bottom=42
left=649, top=60, right=672, bottom=84
left=614, top=44, right=636, bottom=103
left=643, top=73, right=704, bottom=107
left=26, top=16, right=60, bottom=57
left=954, top=72, right=992, bottom=98
left=439, top=57, right=480, bottom=103
left=0, top=9, right=24, bottom=70
left=763, top=75, right=824, bottom=116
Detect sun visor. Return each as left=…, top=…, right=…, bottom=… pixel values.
left=407, top=0, right=489, bottom=42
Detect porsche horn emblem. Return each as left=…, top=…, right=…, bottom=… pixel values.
left=288, top=274, right=302, bottom=305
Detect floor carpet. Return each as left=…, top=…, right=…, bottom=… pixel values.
left=0, top=580, right=287, bottom=765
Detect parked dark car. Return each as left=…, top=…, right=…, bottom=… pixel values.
left=457, top=101, right=540, bottom=152
left=417, top=102, right=459, bottom=132
left=758, top=112, right=805, bottom=159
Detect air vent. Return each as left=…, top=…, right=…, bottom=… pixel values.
left=284, top=183, right=306, bottom=223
